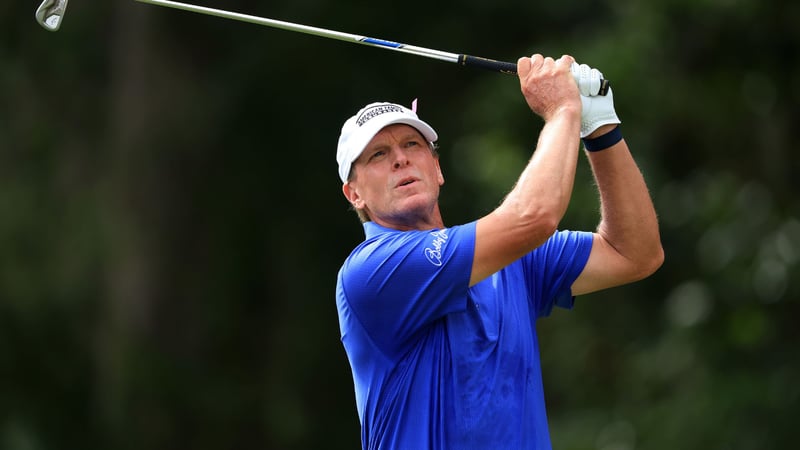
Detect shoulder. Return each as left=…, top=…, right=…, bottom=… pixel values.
left=339, top=222, right=477, bottom=291
left=348, top=222, right=476, bottom=264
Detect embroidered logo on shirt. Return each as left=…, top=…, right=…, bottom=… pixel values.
left=424, top=229, right=449, bottom=267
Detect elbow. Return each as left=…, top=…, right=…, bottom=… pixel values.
left=647, top=233, right=666, bottom=273
left=540, top=213, right=561, bottom=241
left=518, top=208, right=561, bottom=248
left=497, top=185, right=570, bottom=248
left=492, top=193, right=565, bottom=251
left=633, top=242, right=665, bottom=281
left=495, top=203, right=561, bottom=250
left=650, top=244, right=666, bottom=275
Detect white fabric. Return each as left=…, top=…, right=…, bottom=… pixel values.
left=571, top=63, right=621, bottom=138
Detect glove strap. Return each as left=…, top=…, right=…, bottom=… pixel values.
left=582, top=125, right=622, bottom=152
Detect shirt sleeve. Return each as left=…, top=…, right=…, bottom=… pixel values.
left=339, top=223, right=476, bottom=358
left=521, top=230, right=594, bottom=318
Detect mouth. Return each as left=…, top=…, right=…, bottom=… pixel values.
left=396, top=177, right=418, bottom=188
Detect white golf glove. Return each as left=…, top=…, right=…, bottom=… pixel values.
left=571, top=63, right=621, bottom=138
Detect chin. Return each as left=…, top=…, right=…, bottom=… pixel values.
left=394, top=196, right=436, bottom=219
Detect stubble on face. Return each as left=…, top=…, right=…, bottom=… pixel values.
left=346, top=124, right=445, bottom=230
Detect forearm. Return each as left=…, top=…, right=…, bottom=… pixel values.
left=470, top=54, right=584, bottom=286
left=586, top=132, right=663, bottom=274
left=500, top=108, right=581, bottom=226
left=471, top=108, right=581, bottom=286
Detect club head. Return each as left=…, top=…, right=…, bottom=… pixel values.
left=36, top=0, right=69, bottom=31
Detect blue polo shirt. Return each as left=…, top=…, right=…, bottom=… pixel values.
left=336, top=221, right=593, bottom=450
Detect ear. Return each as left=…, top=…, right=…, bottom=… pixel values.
left=435, top=158, right=445, bottom=186
left=342, top=182, right=365, bottom=209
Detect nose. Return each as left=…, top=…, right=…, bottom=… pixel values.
left=392, top=147, right=410, bottom=170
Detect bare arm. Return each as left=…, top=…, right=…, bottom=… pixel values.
left=470, top=55, right=582, bottom=286
left=571, top=125, right=664, bottom=295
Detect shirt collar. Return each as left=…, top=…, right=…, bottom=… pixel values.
left=363, top=221, right=396, bottom=239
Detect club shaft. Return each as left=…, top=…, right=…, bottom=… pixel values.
left=134, top=0, right=610, bottom=95
left=134, top=0, right=519, bottom=70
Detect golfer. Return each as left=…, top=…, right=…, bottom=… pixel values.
left=335, top=54, right=663, bottom=449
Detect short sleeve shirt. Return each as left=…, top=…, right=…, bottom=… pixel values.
left=336, top=221, right=593, bottom=450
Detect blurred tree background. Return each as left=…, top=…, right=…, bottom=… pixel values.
left=1, top=0, right=798, bottom=449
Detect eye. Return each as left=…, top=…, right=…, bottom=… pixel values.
left=404, top=140, right=421, bottom=148
left=368, top=149, right=386, bottom=161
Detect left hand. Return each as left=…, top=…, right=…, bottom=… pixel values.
left=571, top=63, right=621, bottom=138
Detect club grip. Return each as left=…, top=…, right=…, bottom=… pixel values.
left=459, top=55, right=518, bottom=74
left=458, top=54, right=610, bottom=96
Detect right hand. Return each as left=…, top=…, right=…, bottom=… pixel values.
left=517, top=54, right=581, bottom=122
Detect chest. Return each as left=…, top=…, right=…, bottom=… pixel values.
left=447, top=269, right=536, bottom=358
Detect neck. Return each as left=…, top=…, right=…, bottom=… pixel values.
left=371, top=204, right=445, bottom=231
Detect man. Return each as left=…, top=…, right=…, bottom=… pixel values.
left=334, top=54, right=663, bottom=449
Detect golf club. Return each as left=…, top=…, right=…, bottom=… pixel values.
left=32, top=0, right=609, bottom=95
left=134, top=0, right=610, bottom=95
left=36, top=0, right=69, bottom=31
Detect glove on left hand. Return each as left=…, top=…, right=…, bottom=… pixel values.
left=571, top=63, right=621, bottom=138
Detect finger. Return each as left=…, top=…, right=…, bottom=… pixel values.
left=572, top=63, right=600, bottom=96
left=589, top=68, right=603, bottom=95
left=517, top=56, right=532, bottom=78
left=571, top=63, right=589, bottom=96
left=529, top=53, right=544, bottom=71
left=556, top=54, right=575, bottom=69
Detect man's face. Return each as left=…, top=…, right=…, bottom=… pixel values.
left=343, top=124, right=445, bottom=229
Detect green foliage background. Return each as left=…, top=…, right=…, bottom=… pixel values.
left=1, top=0, right=798, bottom=449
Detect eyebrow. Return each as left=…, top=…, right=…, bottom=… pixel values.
left=368, top=132, right=424, bottom=150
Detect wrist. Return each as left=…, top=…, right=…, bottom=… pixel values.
left=547, top=102, right=582, bottom=122
left=582, top=125, right=622, bottom=152
left=586, top=123, right=617, bottom=139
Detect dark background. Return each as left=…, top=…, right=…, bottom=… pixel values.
left=2, top=0, right=798, bottom=449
